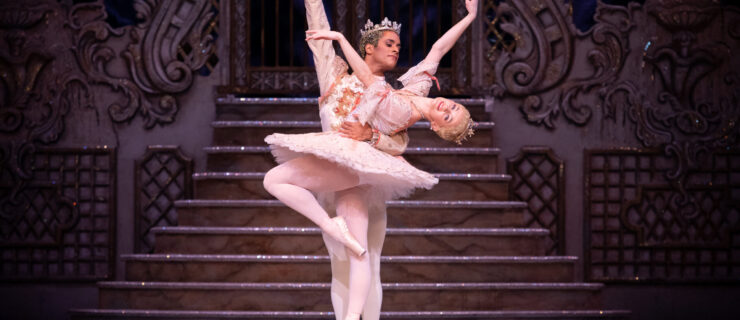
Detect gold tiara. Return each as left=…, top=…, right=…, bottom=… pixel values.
left=454, top=119, right=476, bottom=145
left=360, top=17, right=401, bottom=37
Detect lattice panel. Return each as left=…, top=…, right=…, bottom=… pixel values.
left=507, top=147, right=565, bottom=255
left=585, top=149, right=740, bottom=283
left=134, top=146, right=193, bottom=253
left=0, top=147, right=116, bottom=281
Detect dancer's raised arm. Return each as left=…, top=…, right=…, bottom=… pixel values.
left=423, top=0, right=478, bottom=64
left=305, top=30, right=377, bottom=87
left=305, top=0, right=338, bottom=95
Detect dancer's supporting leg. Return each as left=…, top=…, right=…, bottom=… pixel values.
left=361, top=204, right=387, bottom=320
left=263, top=155, right=365, bottom=255
left=335, top=187, right=371, bottom=320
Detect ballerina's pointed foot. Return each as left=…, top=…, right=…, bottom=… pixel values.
left=330, top=216, right=367, bottom=257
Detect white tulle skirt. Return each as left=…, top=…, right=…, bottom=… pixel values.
left=265, top=131, right=438, bottom=201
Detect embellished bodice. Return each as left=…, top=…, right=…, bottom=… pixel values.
left=350, top=80, right=414, bottom=135
left=318, top=73, right=365, bottom=131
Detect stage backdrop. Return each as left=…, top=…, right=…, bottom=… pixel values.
left=1, top=0, right=738, bottom=319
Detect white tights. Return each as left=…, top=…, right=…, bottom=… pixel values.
left=263, top=155, right=372, bottom=319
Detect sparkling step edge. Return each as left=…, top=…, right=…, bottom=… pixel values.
left=150, top=226, right=550, bottom=236
left=211, top=120, right=496, bottom=129
left=69, top=309, right=632, bottom=319
left=203, top=146, right=501, bottom=155
left=215, top=96, right=487, bottom=106
left=192, top=172, right=510, bottom=181
left=120, top=254, right=578, bottom=264
left=97, top=281, right=604, bottom=290
left=174, top=199, right=528, bottom=209
left=68, top=309, right=334, bottom=319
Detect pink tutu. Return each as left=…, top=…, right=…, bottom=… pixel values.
left=265, top=131, right=438, bottom=201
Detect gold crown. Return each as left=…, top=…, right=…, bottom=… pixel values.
left=453, top=119, right=477, bottom=145
left=360, top=17, right=402, bottom=37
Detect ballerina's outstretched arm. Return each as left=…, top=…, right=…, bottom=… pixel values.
left=305, top=29, right=376, bottom=87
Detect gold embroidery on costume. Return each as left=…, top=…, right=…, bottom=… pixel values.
left=334, top=87, right=357, bottom=119
left=320, top=74, right=364, bottom=130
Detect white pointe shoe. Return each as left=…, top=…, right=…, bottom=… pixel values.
left=344, top=312, right=361, bottom=320
left=328, top=216, right=367, bottom=257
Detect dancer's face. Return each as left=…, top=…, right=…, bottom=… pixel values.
left=366, top=31, right=401, bottom=71
left=429, top=97, right=466, bottom=130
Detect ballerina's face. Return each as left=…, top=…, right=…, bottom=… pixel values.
left=428, top=97, right=467, bottom=130
left=366, top=31, right=401, bottom=71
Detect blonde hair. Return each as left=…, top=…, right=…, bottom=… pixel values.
left=433, top=106, right=474, bottom=144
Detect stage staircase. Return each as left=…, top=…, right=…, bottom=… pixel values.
left=70, top=96, right=630, bottom=319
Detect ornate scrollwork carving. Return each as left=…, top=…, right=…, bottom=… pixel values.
left=125, top=0, right=214, bottom=93
left=0, top=1, right=217, bottom=280
left=598, top=1, right=738, bottom=214
left=492, top=1, right=573, bottom=97
left=68, top=0, right=216, bottom=128
left=489, top=0, right=738, bottom=214
left=0, top=1, right=96, bottom=215
left=490, top=1, right=635, bottom=128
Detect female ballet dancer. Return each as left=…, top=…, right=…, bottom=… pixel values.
left=263, top=1, right=478, bottom=319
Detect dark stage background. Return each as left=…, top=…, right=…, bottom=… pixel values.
left=1, top=0, right=739, bottom=319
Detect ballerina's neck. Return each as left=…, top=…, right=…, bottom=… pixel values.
left=408, top=95, right=432, bottom=120
left=404, top=95, right=429, bottom=127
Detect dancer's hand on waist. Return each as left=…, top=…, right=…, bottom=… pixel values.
left=338, top=115, right=373, bottom=141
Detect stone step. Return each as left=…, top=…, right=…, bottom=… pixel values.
left=96, top=281, right=603, bottom=312
left=151, top=227, right=549, bottom=256
left=192, top=172, right=510, bottom=201
left=211, top=120, right=496, bottom=148
left=204, top=146, right=500, bottom=174
left=70, top=309, right=632, bottom=320
left=122, top=254, right=577, bottom=283
left=175, top=199, right=528, bottom=229
left=215, top=96, right=491, bottom=122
